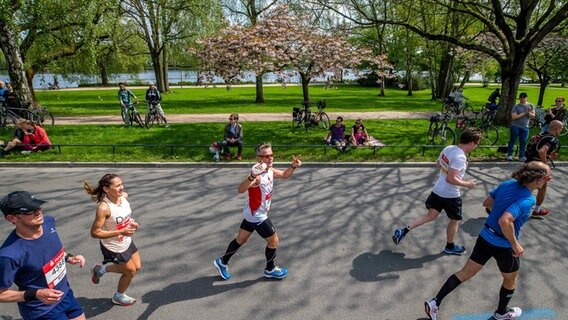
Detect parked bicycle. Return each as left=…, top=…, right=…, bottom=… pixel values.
left=292, top=100, right=330, bottom=132
left=0, top=101, right=54, bottom=128
left=441, top=100, right=474, bottom=119
left=529, top=105, right=546, bottom=130
left=456, top=110, right=499, bottom=146
left=428, top=112, right=455, bottom=146
left=121, top=102, right=145, bottom=128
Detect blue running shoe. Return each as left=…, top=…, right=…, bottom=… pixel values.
left=264, top=266, right=288, bottom=279
left=392, top=228, right=405, bottom=245
left=214, top=258, right=231, bottom=280
left=443, top=244, right=466, bottom=255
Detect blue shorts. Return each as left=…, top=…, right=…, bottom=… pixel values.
left=37, top=289, right=84, bottom=320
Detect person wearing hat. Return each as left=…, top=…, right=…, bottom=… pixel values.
left=507, top=92, right=535, bottom=161
left=145, top=82, right=168, bottom=127
left=0, top=191, right=86, bottom=320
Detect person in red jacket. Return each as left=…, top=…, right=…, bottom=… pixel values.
left=21, top=120, right=52, bottom=154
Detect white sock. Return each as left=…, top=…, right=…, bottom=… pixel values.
left=100, top=265, right=107, bottom=274
left=534, top=206, right=541, bottom=213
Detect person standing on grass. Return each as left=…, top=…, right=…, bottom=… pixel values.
left=524, top=119, right=563, bottom=217
left=507, top=92, right=534, bottom=162
left=424, top=161, right=551, bottom=320
left=214, top=143, right=302, bottom=280
left=84, top=174, right=141, bottom=306
left=392, top=127, right=482, bottom=255
left=0, top=191, right=87, bottom=320
left=118, top=82, right=138, bottom=126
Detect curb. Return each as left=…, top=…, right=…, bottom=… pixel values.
left=0, top=161, right=558, bottom=169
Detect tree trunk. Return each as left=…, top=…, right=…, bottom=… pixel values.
left=495, top=61, right=527, bottom=125
left=98, top=62, right=109, bottom=86
left=458, top=71, right=470, bottom=89
left=255, top=74, right=265, bottom=103
left=436, top=50, right=454, bottom=99
left=24, top=69, right=38, bottom=106
left=150, top=52, right=163, bottom=92
left=0, top=20, right=34, bottom=108
left=536, top=72, right=550, bottom=107
left=378, top=75, right=385, bottom=97
left=406, top=72, right=413, bottom=96
left=299, top=72, right=311, bottom=102
left=162, top=44, right=169, bottom=92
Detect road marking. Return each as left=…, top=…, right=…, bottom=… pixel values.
left=453, top=308, right=557, bottom=320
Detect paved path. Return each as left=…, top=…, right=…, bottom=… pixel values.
left=0, top=165, right=566, bottom=320
left=56, top=111, right=432, bottom=125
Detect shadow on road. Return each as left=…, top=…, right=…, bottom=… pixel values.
left=350, top=250, right=444, bottom=282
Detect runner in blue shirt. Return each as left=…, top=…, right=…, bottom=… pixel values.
left=0, top=191, right=86, bottom=320
left=424, top=161, right=551, bottom=320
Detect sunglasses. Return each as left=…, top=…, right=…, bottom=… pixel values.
left=229, top=118, right=237, bottom=120
left=257, top=153, right=274, bottom=158
left=14, top=207, right=42, bottom=215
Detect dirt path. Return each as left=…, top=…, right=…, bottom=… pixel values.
left=55, top=111, right=432, bottom=125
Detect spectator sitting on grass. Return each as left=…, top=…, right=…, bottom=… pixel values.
left=349, top=119, right=370, bottom=147
left=221, top=113, right=243, bottom=160
left=0, top=119, right=26, bottom=157
left=325, top=116, right=347, bottom=150
left=20, top=119, right=52, bottom=154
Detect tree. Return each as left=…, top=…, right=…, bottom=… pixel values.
left=0, top=0, right=115, bottom=103
left=527, top=34, right=568, bottom=106
left=122, top=0, right=221, bottom=92
left=221, top=0, right=281, bottom=103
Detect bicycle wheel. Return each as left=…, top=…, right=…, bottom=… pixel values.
left=319, top=112, right=330, bottom=130
left=121, top=108, right=130, bottom=126
left=432, top=125, right=455, bottom=146
left=461, top=103, right=474, bottom=118
left=480, top=124, right=499, bottom=145
left=428, top=121, right=438, bottom=142
left=292, top=110, right=303, bottom=128
left=145, top=112, right=155, bottom=128
left=133, top=111, right=146, bottom=128
left=34, top=108, right=55, bottom=126
left=561, top=119, right=568, bottom=136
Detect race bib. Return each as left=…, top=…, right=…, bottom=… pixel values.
left=116, top=216, right=132, bottom=243
left=42, top=248, right=66, bottom=289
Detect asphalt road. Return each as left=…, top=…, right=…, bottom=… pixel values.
left=0, top=164, right=566, bottom=320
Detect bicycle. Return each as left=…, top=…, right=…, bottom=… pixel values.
left=0, top=101, right=54, bottom=128
left=292, top=100, right=330, bottom=132
left=428, top=112, right=455, bottom=146
left=441, top=99, right=474, bottom=119
left=529, top=105, right=546, bottom=130
left=456, top=110, right=499, bottom=146
left=121, top=102, right=145, bottom=128
left=144, top=102, right=165, bottom=128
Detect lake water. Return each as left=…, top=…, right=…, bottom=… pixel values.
left=0, top=70, right=360, bottom=89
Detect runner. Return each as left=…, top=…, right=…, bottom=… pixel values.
left=83, top=173, right=141, bottom=306
left=425, top=161, right=551, bottom=320
left=524, top=119, right=564, bottom=216
left=214, top=142, right=302, bottom=280
left=0, top=191, right=86, bottom=320
left=392, top=127, right=482, bottom=255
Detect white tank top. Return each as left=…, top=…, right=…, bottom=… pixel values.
left=100, top=196, right=132, bottom=253
left=243, top=169, right=274, bottom=223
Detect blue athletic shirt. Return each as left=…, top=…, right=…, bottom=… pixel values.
left=480, top=179, right=535, bottom=248
left=0, top=215, right=70, bottom=319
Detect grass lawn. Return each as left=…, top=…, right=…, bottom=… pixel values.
left=0, top=119, right=562, bottom=163
left=38, top=84, right=568, bottom=117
